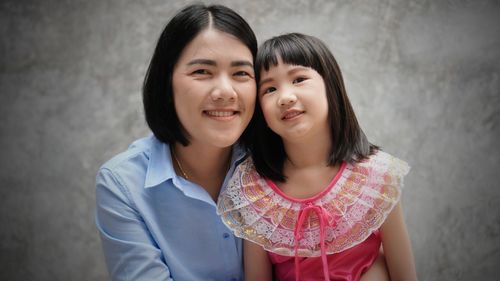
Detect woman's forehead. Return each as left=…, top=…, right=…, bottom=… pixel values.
left=179, top=29, right=253, bottom=62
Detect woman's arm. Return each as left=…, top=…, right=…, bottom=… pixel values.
left=96, top=168, right=173, bottom=281
left=380, top=202, right=418, bottom=281
left=244, top=240, right=273, bottom=281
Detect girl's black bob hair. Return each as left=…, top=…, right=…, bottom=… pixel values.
left=251, top=33, right=378, bottom=182
left=143, top=4, right=257, bottom=146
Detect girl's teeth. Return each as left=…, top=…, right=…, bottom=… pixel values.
left=284, top=112, right=301, bottom=119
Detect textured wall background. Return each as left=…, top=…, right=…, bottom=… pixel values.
left=1, top=0, right=499, bottom=280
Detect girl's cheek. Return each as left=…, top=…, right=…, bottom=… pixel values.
left=261, top=104, right=274, bottom=120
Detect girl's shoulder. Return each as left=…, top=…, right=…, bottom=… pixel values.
left=348, top=150, right=410, bottom=195
left=353, top=150, right=410, bottom=179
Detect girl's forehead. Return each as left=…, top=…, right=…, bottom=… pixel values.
left=258, top=63, right=316, bottom=85
left=260, top=63, right=310, bottom=74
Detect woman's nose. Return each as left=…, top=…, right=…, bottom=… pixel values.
left=211, top=76, right=236, bottom=102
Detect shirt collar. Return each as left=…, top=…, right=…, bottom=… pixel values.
left=144, top=137, right=247, bottom=189
left=144, top=137, right=175, bottom=188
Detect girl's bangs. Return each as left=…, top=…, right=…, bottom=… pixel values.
left=256, top=34, right=319, bottom=73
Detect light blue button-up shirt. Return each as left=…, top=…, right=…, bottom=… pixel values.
left=95, top=135, right=245, bottom=281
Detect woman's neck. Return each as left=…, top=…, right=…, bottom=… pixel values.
left=171, top=142, right=232, bottom=202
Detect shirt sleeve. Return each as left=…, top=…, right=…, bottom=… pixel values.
left=95, top=168, right=173, bottom=281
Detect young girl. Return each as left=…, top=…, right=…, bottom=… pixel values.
left=217, top=33, right=417, bottom=281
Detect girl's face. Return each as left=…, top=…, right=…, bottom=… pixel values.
left=258, top=60, right=329, bottom=143
left=172, top=29, right=256, bottom=149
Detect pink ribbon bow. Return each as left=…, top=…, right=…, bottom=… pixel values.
left=293, top=203, right=337, bottom=281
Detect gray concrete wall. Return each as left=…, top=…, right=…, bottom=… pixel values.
left=1, top=0, right=499, bottom=280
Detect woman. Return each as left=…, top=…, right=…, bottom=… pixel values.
left=95, top=4, right=256, bottom=281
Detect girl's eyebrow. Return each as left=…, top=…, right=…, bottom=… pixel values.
left=260, top=77, right=274, bottom=85
left=260, top=66, right=309, bottom=85
left=288, top=66, right=309, bottom=74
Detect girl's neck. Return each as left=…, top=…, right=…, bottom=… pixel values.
left=278, top=131, right=340, bottom=199
left=282, top=130, right=332, bottom=170
left=171, top=142, right=232, bottom=201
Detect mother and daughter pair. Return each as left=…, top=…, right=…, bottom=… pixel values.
left=96, top=4, right=417, bottom=281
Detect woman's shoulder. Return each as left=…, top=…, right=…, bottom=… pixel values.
left=99, top=135, right=155, bottom=172
left=96, top=135, right=160, bottom=195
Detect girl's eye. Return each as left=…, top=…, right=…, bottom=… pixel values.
left=293, top=77, right=307, bottom=84
left=262, top=87, right=276, bottom=95
left=192, top=69, right=210, bottom=75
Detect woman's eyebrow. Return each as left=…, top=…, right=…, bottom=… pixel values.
left=187, top=59, right=216, bottom=66
left=186, top=59, right=253, bottom=68
left=231, top=60, right=253, bottom=67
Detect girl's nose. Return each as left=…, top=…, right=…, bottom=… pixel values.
left=278, top=91, right=297, bottom=107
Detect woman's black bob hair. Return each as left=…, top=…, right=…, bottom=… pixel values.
left=251, top=33, right=378, bottom=182
left=143, top=4, right=257, bottom=146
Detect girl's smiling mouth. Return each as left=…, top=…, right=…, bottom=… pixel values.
left=281, top=109, right=304, bottom=120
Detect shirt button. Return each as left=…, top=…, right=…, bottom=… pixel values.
left=223, top=233, right=230, bottom=239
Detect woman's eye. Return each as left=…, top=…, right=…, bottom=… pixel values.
left=192, top=69, right=210, bottom=75
left=234, top=71, right=251, bottom=77
left=293, top=77, right=307, bottom=84
left=262, top=87, right=276, bottom=95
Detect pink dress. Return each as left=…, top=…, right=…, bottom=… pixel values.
left=217, top=151, right=409, bottom=281
left=268, top=232, right=380, bottom=281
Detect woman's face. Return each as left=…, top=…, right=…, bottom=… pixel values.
left=172, top=29, right=256, bottom=149
left=258, top=60, right=329, bottom=143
